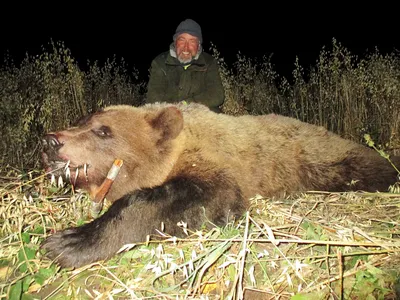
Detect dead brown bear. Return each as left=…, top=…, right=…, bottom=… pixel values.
left=41, top=102, right=400, bottom=268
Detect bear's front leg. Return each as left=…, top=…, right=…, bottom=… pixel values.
left=41, top=175, right=245, bottom=269
left=41, top=196, right=142, bottom=268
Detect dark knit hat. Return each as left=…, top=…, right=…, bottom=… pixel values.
left=173, top=19, right=203, bottom=44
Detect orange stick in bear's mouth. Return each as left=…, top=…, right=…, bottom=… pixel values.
left=91, top=159, right=124, bottom=217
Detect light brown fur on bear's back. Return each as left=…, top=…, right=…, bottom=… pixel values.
left=154, top=102, right=393, bottom=199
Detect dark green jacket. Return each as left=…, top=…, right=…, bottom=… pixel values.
left=145, top=51, right=225, bottom=113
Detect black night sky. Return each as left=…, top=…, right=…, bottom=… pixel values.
left=2, top=5, right=399, bottom=82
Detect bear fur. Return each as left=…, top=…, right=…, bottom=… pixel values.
left=41, top=102, right=400, bottom=268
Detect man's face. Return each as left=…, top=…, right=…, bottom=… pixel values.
left=175, top=33, right=200, bottom=64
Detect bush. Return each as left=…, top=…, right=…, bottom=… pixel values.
left=1, top=38, right=399, bottom=170
left=215, top=38, right=400, bottom=151
left=0, top=40, right=145, bottom=169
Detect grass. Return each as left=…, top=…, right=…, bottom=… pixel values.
left=1, top=38, right=400, bottom=299
left=1, top=168, right=400, bottom=299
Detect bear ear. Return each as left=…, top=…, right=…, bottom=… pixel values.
left=148, top=106, right=184, bottom=141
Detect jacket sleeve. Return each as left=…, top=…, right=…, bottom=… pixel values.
left=188, top=58, right=225, bottom=111
left=145, top=59, right=167, bottom=104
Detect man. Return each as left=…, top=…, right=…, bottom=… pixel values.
left=145, top=18, right=225, bottom=113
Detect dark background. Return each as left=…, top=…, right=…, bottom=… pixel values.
left=2, top=5, right=399, bottom=82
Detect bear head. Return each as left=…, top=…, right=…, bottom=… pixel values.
left=41, top=104, right=185, bottom=202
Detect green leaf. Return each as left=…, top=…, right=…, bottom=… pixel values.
left=21, top=232, right=30, bottom=244
left=32, top=226, right=45, bottom=235
left=9, top=280, right=22, bottom=300
left=17, top=247, right=36, bottom=273
left=34, top=267, right=56, bottom=285
left=22, top=275, right=32, bottom=292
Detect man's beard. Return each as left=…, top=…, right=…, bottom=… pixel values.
left=169, top=43, right=202, bottom=64
left=177, top=55, right=193, bottom=64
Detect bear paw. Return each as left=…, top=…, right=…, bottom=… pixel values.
left=41, top=228, right=99, bottom=269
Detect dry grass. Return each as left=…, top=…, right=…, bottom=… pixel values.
left=1, top=168, right=400, bottom=300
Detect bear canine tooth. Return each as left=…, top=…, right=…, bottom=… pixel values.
left=64, top=160, right=70, bottom=170
left=50, top=173, right=56, bottom=186
left=57, top=175, right=64, bottom=188
left=65, top=167, right=71, bottom=179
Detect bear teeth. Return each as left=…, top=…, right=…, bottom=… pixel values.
left=57, top=175, right=64, bottom=187
left=65, top=166, right=71, bottom=179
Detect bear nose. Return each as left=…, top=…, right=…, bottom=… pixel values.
left=42, top=134, right=62, bottom=152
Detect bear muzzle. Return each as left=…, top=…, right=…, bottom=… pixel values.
left=41, top=133, right=89, bottom=184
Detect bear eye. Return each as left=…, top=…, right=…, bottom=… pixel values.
left=92, top=125, right=112, bottom=138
